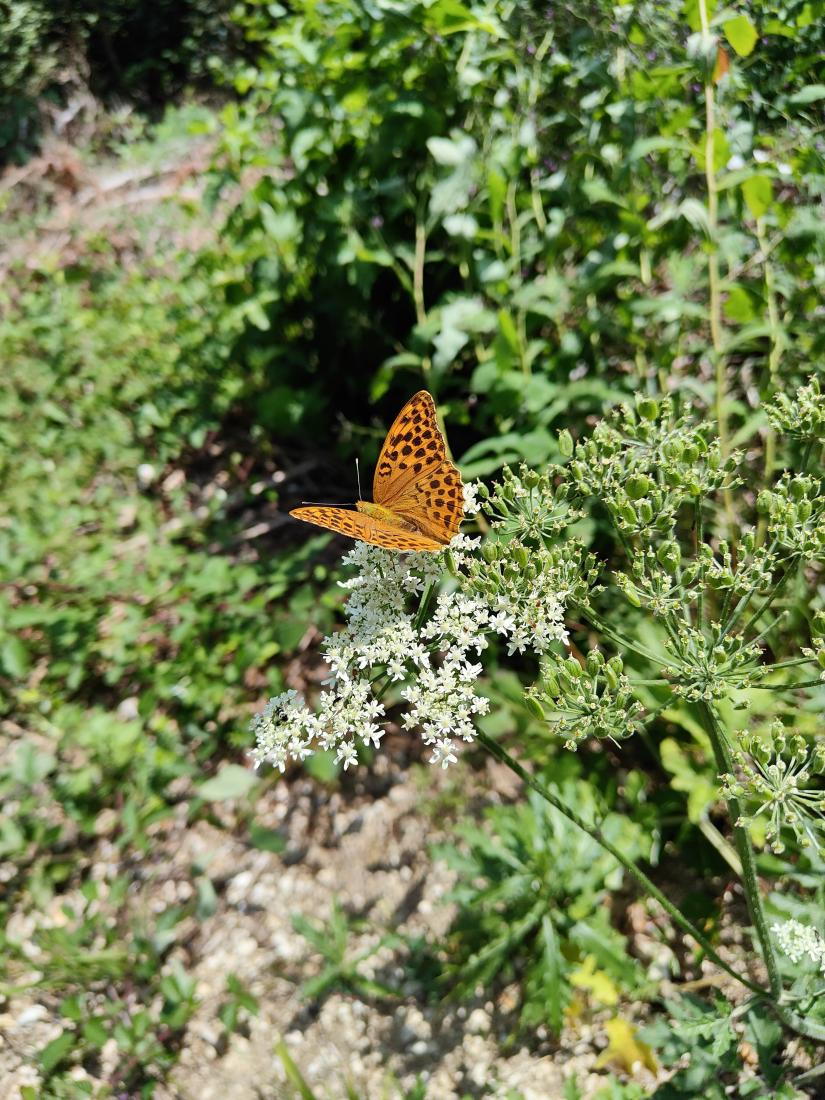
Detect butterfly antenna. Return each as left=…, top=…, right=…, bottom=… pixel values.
left=356, top=456, right=363, bottom=500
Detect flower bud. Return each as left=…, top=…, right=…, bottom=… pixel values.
left=565, top=656, right=583, bottom=679
left=638, top=398, right=659, bottom=421
left=586, top=650, right=604, bottom=675
left=607, top=655, right=624, bottom=676
left=789, top=477, right=807, bottom=501
left=626, top=474, right=653, bottom=501
left=525, top=695, right=546, bottom=721
left=657, top=540, right=681, bottom=573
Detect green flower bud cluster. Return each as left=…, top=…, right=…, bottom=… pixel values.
left=527, top=649, right=643, bottom=750
left=466, top=535, right=600, bottom=614
left=565, top=397, right=741, bottom=537
left=693, top=538, right=776, bottom=597
left=765, top=376, right=825, bottom=443
left=476, top=464, right=584, bottom=545
left=721, top=721, right=825, bottom=855
left=757, top=474, right=825, bottom=559
left=613, top=549, right=685, bottom=616
left=663, top=625, right=764, bottom=701
left=612, top=537, right=777, bottom=623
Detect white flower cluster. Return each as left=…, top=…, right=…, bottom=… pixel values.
left=772, top=919, right=825, bottom=974
left=250, top=483, right=570, bottom=772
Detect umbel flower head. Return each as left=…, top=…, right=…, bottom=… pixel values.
left=772, top=919, right=825, bottom=975
left=251, top=484, right=573, bottom=772
left=721, top=722, right=825, bottom=855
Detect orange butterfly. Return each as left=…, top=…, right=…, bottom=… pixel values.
left=290, top=391, right=463, bottom=552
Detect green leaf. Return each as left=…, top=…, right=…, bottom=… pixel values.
left=12, top=742, right=56, bottom=785
left=275, top=1036, right=319, bottom=1099
left=789, top=84, right=825, bottom=105
left=249, top=823, right=286, bottom=853
left=82, top=1017, right=108, bottom=1047
left=742, top=175, right=773, bottom=218
left=744, top=1006, right=783, bottom=1083
left=39, top=1031, right=76, bottom=1075
left=540, top=914, right=564, bottom=1033
left=198, top=764, right=259, bottom=801
left=196, top=875, right=218, bottom=919
left=723, top=14, right=757, bottom=57
left=1, top=635, right=30, bottom=679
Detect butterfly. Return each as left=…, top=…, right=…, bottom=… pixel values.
left=290, top=390, right=463, bottom=552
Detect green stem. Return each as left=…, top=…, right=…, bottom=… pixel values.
left=755, top=216, right=784, bottom=546
left=697, top=0, right=735, bottom=533
left=475, top=729, right=766, bottom=997
left=695, top=701, right=783, bottom=999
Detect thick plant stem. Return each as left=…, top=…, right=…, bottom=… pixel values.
left=695, top=702, right=783, bottom=1000
left=475, top=729, right=766, bottom=997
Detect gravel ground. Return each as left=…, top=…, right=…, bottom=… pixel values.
left=0, top=749, right=671, bottom=1099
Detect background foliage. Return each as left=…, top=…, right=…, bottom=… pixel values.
left=1, top=0, right=824, bottom=1095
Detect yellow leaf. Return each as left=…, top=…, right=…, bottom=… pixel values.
left=570, top=955, right=620, bottom=1007
left=596, top=1017, right=658, bottom=1076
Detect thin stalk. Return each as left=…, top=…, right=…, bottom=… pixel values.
left=695, top=502, right=705, bottom=628
left=757, top=679, right=825, bottom=692
left=476, top=729, right=766, bottom=997
left=413, top=217, right=432, bottom=380
left=698, top=814, right=742, bottom=876
left=755, top=215, right=785, bottom=546
left=697, top=0, right=735, bottom=532
left=413, top=219, right=427, bottom=328
left=585, top=609, right=664, bottom=666
left=695, top=701, right=782, bottom=999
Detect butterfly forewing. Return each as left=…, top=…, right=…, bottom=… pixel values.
left=373, top=391, right=448, bottom=506
left=289, top=506, right=444, bottom=552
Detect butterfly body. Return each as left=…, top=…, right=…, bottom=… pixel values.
left=290, top=391, right=463, bottom=553
left=356, top=500, right=416, bottom=530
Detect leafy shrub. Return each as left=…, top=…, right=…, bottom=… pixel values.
left=206, top=0, right=825, bottom=477
left=436, top=769, right=648, bottom=1033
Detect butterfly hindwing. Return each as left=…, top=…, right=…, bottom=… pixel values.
left=390, top=459, right=464, bottom=544
left=288, top=506, right=444, bottom=552
left=373, top=391, right=448, bottom=507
